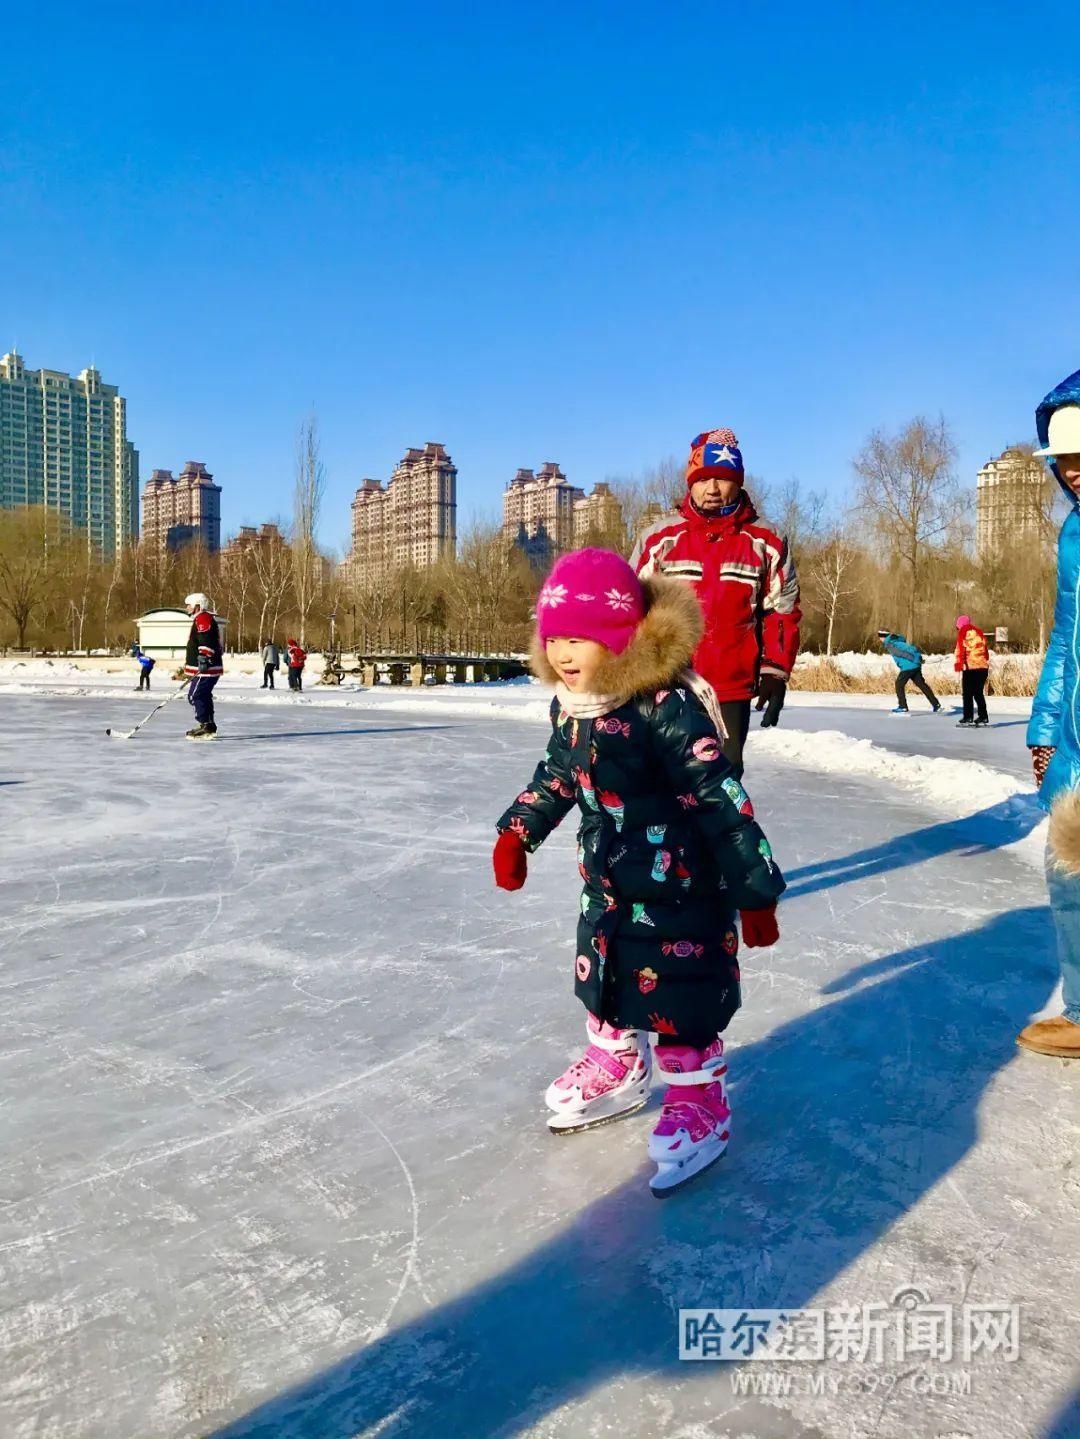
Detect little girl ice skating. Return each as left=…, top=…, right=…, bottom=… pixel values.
left=493, top=548, right=785, bottom=1195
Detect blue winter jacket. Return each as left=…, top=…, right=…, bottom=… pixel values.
left=880, top=633, right=923, bottom=673
left=1027, top=367, right=1080, bottom=810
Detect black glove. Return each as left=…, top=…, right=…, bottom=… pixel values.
left=755, top=673, right=787, bottom=728
left=197, top=654, right=211, bottom=673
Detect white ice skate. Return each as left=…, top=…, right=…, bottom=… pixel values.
left=648, top=1039, right=730, bottom=1196
left=545, top=1017, right=651, bottom=1134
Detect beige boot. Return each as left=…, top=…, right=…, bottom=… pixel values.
left=1016, top=1016, right=1080, bottom=1058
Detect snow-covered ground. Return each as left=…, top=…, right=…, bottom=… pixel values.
left=1, top=687, right=1078, bottom=1439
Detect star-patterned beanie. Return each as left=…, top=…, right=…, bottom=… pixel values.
left=686, top=427, right=744, bottom=486
left=536, top=548, right=645, bottom=655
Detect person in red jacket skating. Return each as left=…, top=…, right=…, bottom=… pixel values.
left=286, top=638, right=307, bottom=692
left=631, top=428, right=801, bottom=776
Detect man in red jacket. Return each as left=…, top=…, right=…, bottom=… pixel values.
left=631, top=428, right=801, bottom=776
left=286, top=638, right=307, bottom=692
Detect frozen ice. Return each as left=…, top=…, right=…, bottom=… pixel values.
left=0, top=688, right=1078, bottom=1439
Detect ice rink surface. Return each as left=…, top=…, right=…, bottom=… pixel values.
left=1, top=691, right=1079, bottom=1439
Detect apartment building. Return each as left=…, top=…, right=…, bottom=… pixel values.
left=502, top=462, right=584, bottom=556
left=572, top=481, right=624, bottom=544
left=141, top=461, right=222, bottom=554
left=348, top=442, right=457, bottom=580
left=975, top=448, right=1050, bottom=558
left=0, top=350, right=138, bottom=554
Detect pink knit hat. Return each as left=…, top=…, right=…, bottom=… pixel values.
left=536, top=548, right=645, bottom=655
left=956, top=614, right=971, bottom=630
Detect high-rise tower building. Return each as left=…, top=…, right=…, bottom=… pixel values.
left=0, top=350, right=139, bottom=554
left=141, top=461, right=222, bottom=554
left=348, top=442, right=457, bottom=579
left=221, top=522, right=285, bottom=556
left=573, top=481, right=624, bottom=545
left=976, top=448, right=1049, bottom=558
left=502, top=462, right=584, bottom=556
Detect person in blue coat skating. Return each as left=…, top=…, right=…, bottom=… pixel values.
left=1021, top=367, right=1080, bottom=1058
left=134, top=648, right=155, bottom=691
left=877, top=630, right=942, bottom=714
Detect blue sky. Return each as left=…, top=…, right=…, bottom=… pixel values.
left=2, top=1, right=1077, bottom=551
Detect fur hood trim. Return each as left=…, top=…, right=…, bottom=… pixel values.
left=1049, top=789, right=1080, bottom=875
left=529, top=573, right=703, bottom=703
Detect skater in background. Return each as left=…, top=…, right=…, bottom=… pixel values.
left=286, top=637, right=306, bottom=691
left=1022, top=368, right=1080, bottom=1059
left=261, top=638, right=280, bottom=690
left=134, top=647, right=155, bottom=691
left=954, top=615, right=990, bottom=727
left=184, top=593, right=224, bottom=739
left=631, top=427, right=801, bottom=778
left=877, top=630, right=941, bottom=714
left=493, top=548, right=785, bottom=1195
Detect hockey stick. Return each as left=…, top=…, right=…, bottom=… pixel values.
left=106, top=680, right=189, bottom=739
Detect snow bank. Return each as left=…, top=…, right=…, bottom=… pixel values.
left=0, top=674, right=556, bottom=725
left=795, top=648, right=1043, bottom=695
left=754, top=726, right=1045, bottom=870
left=0, top=662, right=1045, bottom=865
left=784, top=690, right=1033, bottom=715
left=811, top=649, right=1036, bottom=680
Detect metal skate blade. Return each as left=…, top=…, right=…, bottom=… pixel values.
left=547, top=1096, right=649, bottom=1136
left=649, top=1145, right=727, bottom=1198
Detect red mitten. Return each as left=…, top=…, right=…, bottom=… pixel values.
left=1031, top=745, right=1055, bottom=789
left=493, top=830, right=528, bottom=891
left=740, top=906, right=779, bottom=948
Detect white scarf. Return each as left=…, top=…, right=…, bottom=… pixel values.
left=555, top=669, right=728, bottom=740
left=554, top=684, right=620, bottom=719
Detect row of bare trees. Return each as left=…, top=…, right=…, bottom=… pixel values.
left=0, top=416, right=1062, bottom=658
left=796, top=419, right=1059, bottom=654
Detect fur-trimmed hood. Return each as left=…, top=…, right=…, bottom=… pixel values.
left=1049, top=789, right=1080, bottom=875
left=1036, top=367, right=1080, bottom=505
left=530, top=573, right=703, bottom=703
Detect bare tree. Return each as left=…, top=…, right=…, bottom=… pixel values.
left=292, top=415, right=326, bottom=647
left=396, top=565, right=440, bottom=650
left=217, top=543, right=256, bottom=652
left=854, top=416, right=961, bottom=636
left=762, top=477, right=826, bottom=550
left=808, top=527, right=860, bottom=656
left=315, top=557, right=348, bottom=652
left=605, top=456, right=686, bottom=553
left=171, top=541, right=213, bottom=608
left=102, top=544, right=128, bottom=650
left=61, top=538, right=98, bottom=652
left=251, top=528, right=294, bottom=648
left=1010, top=441, right=1064, bottom=652
left=348, top=566, right=399, bottom=651
left=439, top=523, right=533, bottom=651
left=0, top=507, right=64, bottom=648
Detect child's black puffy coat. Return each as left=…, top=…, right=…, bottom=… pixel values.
left=497, top=576, right=784, bottom=1037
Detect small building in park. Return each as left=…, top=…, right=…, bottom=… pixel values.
left=135, top=608, right=228, bottom=659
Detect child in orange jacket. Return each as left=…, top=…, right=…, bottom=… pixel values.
left=954, top=615, right=989, bottom=727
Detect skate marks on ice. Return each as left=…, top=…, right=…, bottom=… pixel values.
left=210, top=904, right=1074, bottom=1439
left=218, top=724, right=453, bottom=744
left=2, top=698, right=1077, bottom=1439
left=781, top=792, right=1045, bottom=903
left=0, top=700, right=548, bottom=1437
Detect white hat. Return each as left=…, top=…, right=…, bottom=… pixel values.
left=185, top=592, right=212, bottom=612
left=1034, top=404, right=1080, bottom=457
